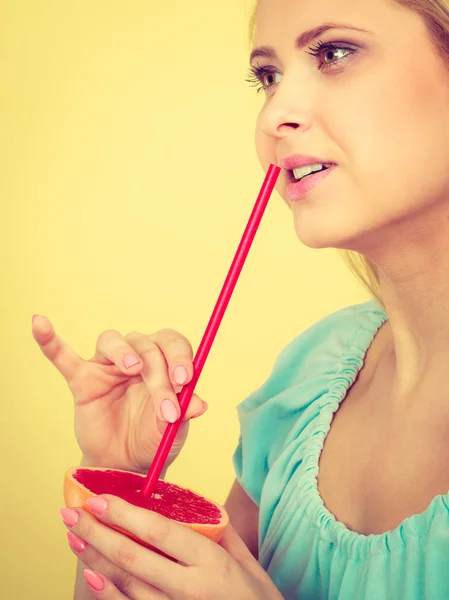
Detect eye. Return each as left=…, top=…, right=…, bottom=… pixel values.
left=260, top=70, right=281, bottom=89
left=246, top=65, right=282, bottom=94
left=245, top=40, right=357, bottom=94
left=306, top=40, right=357, bottom=71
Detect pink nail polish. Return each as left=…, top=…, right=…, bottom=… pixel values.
left=60, top=508, right=79, bottom=527
left=161, top=399, right=179, bottom=423
left=67, top=531, right=87, bottom=553
left=174, top=365, right=188, bottom=385
left=87, top=496, right=108, bottom=515
left=123, top=353, right=139, bottom=368
left=84, top=569, right=105, bottom=591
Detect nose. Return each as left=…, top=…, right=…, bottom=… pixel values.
left=258, top=80, right=312, bottom=140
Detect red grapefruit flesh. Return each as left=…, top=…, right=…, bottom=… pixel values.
left=64, top=467, right=229, bottom=550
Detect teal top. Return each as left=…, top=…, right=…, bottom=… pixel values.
left=233, top=300, right=449, bottom=600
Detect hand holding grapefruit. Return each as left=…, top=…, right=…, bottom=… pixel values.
left=64, top=467, right=229, bottom=550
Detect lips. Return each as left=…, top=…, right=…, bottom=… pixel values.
left=285, top=164, right=336, bottom=202
left=280, top=154, right=336, bottom=172
left=277, top=153, right=337, bottom=201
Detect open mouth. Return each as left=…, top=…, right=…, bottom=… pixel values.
left=289, top=163, right=333, bottom=183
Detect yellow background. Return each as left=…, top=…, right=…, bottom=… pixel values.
left=2, top=1, right=368, bottom=597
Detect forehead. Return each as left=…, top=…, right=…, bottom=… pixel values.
left=253, top=0, right=415, bottom=44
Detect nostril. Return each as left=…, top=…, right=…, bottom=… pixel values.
left=279, top=122, right=300, bottom=130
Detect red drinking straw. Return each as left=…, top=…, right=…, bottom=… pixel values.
left=141, top=164, right=281, bottom=498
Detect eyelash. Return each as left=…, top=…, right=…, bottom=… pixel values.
left=245, top=40, right=356, bottom=94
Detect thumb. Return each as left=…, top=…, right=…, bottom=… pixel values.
left=218, top=524, right=258, bottom=566
left=219, top=525, right=283, bottom=599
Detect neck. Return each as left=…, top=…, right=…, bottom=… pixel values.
left=361, top=210, right=449, bottom=399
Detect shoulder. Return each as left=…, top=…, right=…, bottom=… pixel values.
left=246, top=299, right=386, bottom=407
left=277, top=299, right=384, bottom=363
left=233, top=299, right=387, bottom=505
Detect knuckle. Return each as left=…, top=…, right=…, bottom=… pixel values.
left=96, top=329, right=120, bottom=347
left=112, top=541, right=138, bottom=569
left=140, top=342, right=161, bottom=359
left=114, top=570, right=134, bottom=596
left=124, top=331, right=143, bottom=341
left=78, top=519, right=94, bottom=540
left=157, top=328, right=192, bottom=349
left=157, top=388, right=178, bottom=403
left=155, top=327, right=179, bottom=339
left=76, top=546, right=99, bottom=568
left=184, top=575, right=209, bottom=600
left=167, top=342, right=192, bottom=360
left=107, top=500, right=124, bottom=523
left=221, top=553, right=236, bottom=579
left=143, top=515, right=170, bottom=546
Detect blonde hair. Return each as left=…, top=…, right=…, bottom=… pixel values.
left=248, top=0, right=449, bottom=308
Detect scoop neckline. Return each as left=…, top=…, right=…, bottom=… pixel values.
left=303, top=301, right=449, bottom=559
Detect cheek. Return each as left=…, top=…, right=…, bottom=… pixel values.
left=355, top=65, right=449, bottom=207
left=255, top=112, right=272, bottom=169
left=324, top=61, right=443, bottom=187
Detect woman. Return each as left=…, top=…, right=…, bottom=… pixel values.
left=33, top=0, right=449, bottom=597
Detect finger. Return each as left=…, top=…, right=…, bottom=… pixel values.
left=93, top=329, right=205, bottom=424
left=218, top=524, right=257, bottom=566
left=147, top=329, right=194, bottom=389
left=31, top=314, right=83, bottom=381
left=63, top=505, right=186, bottom=595
left=83, top=569, right=167, bottom=600
left=87, top=495, right=218, bottom=568
left=70, top=535, right=133, bottom=596
left=72, top=537, right=141, bottom=599
left=125, top=334, right=182, bottom=423
left=93, top=330, right=143, bottom=375
left=65, top=526, right=168, bottom=599
left=183, top=395, right=208, bottom=421
left=127, top=335, right=207, bottom=423
left=153, top=395, right=207, bottom=436
left=83, top=570, right=127, bottom=599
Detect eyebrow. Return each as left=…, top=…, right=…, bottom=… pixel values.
left=249, top=22, right=372, bottom=64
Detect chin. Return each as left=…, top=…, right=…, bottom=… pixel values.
left=290, top=210, right=376, bottom=252
left=291, top=221, right=340, bottom=249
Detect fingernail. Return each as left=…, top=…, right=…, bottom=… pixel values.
left=123, top=353, right=139, bottom=368
left=67, top=531, right=87, bottom=553
left=161, top=399, right=179, bottom=423
left=60, top=508, right=79, bottom=527
left=192, top=401, right=208, bottom=419
left=173, top=365, right=188, bottom=385
left=84, top=569, right=105, bottom=592
left=86, top=496, right=108, bottom=515
left=32, top=314, right=39, bottom=323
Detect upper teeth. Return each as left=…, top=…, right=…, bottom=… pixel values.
left=293, top=163, right=332, bottom=180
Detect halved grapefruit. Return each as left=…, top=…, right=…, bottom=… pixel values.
left=64, top=467, right=229, bottom=550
